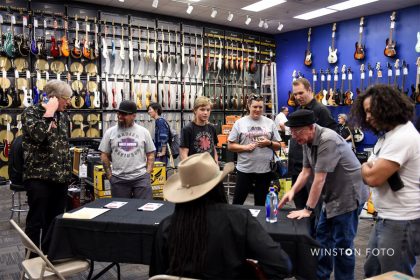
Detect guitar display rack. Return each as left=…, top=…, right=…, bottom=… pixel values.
left=0, top=1, right=277, bottom=179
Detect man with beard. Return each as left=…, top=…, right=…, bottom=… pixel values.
left=99, top=100, right=155, bottom=198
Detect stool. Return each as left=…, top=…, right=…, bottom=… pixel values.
left=10, top=183, right=28, bottom=223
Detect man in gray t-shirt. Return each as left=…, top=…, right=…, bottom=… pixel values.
left=279, top=110, right=368, bottom=280
left=99, top=101, right=156, bottom=199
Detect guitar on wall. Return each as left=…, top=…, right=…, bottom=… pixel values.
left=416, top=32, right=420, bottom=53
left=393, top=59, right=400, bottom=91
left=356, top=64, right=365, bottom=96
left=411, top=57, right=420, bottom=103
left=344, top=67, right=354, bottom=105
left=384, top=11, right=397, bottom=57
left=327, top=66, right=338, bottom=106
left=287, top=70, right=297, bottom=107
left=401, top=60, right=409, bottom=95
left=354, top=17, right=365, bottom=60
left=327, top=23, right=338, bottom=64
left=304, top=28, right=312, bottom=66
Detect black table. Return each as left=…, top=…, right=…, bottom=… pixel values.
left=46, top=198, right=318, bottom=279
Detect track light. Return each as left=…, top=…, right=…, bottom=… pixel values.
left=211, top=8, right=217, bottom=18
left=277, top=22, right=284, bottom=31
left=186, top=3, right=193, bottom=14
left=263, top=20, right=268, bottom=29
left=258, top=18, right=264, bottom=28
left=245, top=15, right=251, bottom=25
left=152, top=0, right=158, bottom=8
left=227, top=11, right=233, bottom=21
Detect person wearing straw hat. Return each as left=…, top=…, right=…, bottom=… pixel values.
left=279, top=109, right=368, bottom=280
left=149, top=153, right=291, bottom=279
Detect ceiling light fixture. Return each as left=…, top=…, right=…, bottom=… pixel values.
left=258, top=18, right=264, bottom=28
left=227, top=11, right=234, bottom=22
left=242, top=0, right=286, bottom=12
left=186, top=3, right=193, bottom=14
left=263, top=20, right=269, bottom=29
left=211, top=8, right=217, bottom=18
left=277, top=22, right=284, bottom=31
left=245, top=15, right=251, bottom=25
left=119, top=0, right=124, bottom=2
left=152, top=0, right=158, bottom=8
left=327, top=0, right=379, bottom=11
left=294, top=8, right=337, bottom=20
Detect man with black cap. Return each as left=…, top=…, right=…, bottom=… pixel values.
left=99, top=100, right=156, bottom=198
left=279, top=109, right=368, bottom=280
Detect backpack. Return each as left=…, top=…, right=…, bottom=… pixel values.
left=164, top=121, right=180, bottom=159
left=8, top=135, right=24, bottom=185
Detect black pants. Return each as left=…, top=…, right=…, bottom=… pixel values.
left=25, top=179, right=67, bottom=249
left=232, top=170, right=272, bottom=206
left=291, top=174, right=323, bottom=237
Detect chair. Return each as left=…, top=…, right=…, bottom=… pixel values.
left=10, top=183, right=29, bottom=223
left=149, top=275, right=199, bottom=280
left=9, top=219, right=90, bottom=280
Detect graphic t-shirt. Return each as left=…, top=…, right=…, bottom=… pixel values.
left=99, top=123, right=156, bottom=180
left=180, top=122, right=217, bottom=157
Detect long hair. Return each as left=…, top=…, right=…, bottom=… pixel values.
left=168, top=182, right=227, bottom=277
left=350, top=84, right=414, bottom=134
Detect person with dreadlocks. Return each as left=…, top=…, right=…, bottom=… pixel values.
left=350, top=84, right=420, bottom=277
left=149, top=152, right=291, bottom=279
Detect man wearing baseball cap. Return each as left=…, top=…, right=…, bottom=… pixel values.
left=99, top=100, right=156, bottom=198
left=279, top=109, right=368, bottom=280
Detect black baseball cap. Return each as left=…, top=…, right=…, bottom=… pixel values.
left=118, top=100, right=137, bottom=114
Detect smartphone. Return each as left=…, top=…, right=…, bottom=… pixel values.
left=387, top=172, right=404, bottom=192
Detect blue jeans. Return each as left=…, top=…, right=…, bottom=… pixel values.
left=364, top=217, right=420, bottom=277
left=316, top=204, right=363, bottom=280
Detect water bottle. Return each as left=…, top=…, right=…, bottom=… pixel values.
left=265, top=187, right=278, bottom=223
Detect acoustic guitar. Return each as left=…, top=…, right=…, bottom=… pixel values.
left=304, top=28, right=312, bottom=66
left=354, top=17, right=365, bottom=60
left=384, top=12, right=397, bottom=57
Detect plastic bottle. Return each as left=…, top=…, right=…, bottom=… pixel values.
left=265, top=187, right=278, bottom=223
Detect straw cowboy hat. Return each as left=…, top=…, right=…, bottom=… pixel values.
left=164, top=153, right=235, bottom=203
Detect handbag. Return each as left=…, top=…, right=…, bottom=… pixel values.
left=270, top=151, right=288, bottom=179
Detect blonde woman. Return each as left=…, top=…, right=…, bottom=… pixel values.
left=179, top=96, right=218, bottom=163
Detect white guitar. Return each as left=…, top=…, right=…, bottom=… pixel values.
left=328, top=23, right=338, bottom=64
left=93, top=75, right=101, bottom=108
left=119, top=23, right=125, bottom=60
left=416, top=32, right=420, bottom=53
left=128, top=25, right=134, bottom=62
left=22, top=70, right=32, bottom=107
left=102, top=23, right=108, bottom=59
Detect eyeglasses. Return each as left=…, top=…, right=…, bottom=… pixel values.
left=60, top=96, right=71, bottom=101
left=290, top=127, right=308, bottom=136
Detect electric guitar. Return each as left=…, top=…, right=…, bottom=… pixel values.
left=249, top=45, right=258, bottom=74
left=357, top=64, right=365, bottom=95
left=386, top=62, right=392, bottom=86
left=50, top=18, right=60, bottom=58
left=416, top=32, right=420, bottom=53
left=111, top=20, right=116, bottom=57
left=103, top=73, right=110, bottom=108
left=17, top=12, right=30, bottom=57
left=39, top=17, right=48, bottom=58
left=92, top=18, right=99, bottom=60
left=315, top=69, right=325, bottom=103
left=93, top=75, right=100, bottom=108
left=4, top=13, right=16, bottom=58
left=22, top=70, right=33, bottom=107
left=412, top=57, right=420, bottom=103
left=102, top=22, right=108, bottom=59
left=304, top=28, right=312, bottom=66
left=327, top=23, right=338, bottom=64
left=30, top=16, right=39, bottom=56
left=61, top=16, right=70, bottom=57
left=344, top=67, right=354, bottom=105
left=354, top=17, right=365, bottom=60
left=337, top=64, right=346, bottom=106
left=367, top=63, right=373, bottom=88
left=401, top=60, right=409, bottom=95
left=82, top=17, right=91, bottom=59
left=384, top=11, right=397, bottom=57
left=375, top=62, right=383, bottom=85
left=393, top=59, right=400, bottom=90
left=71, top=15, right=82, bottom=58
left=327, top=66, right=338, bottom=106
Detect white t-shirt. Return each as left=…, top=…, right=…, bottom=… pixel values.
left=274, top=112, right=290, bottom=135
left=99, top=123, right=156, bottom=180
left=368, top=121, right=420, bottom=220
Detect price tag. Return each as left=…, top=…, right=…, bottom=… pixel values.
left=342, top=73, right=346, bottom=80
left=321, top=75, right=325, bottom=82
left=361, top=73, right=365, bottom=80
left=34, top=19, right=38, bottom=28
left=46, top=72, right=49, bottom=80
left=86, top=23, right=90, bottom=32
left=313, top=75, right=317, bottom=82
left=44, top=19, right=47, bottom=29
left=26, top=70, right=30, bottom=79
left=57, top=73, right=61, bottom=80
left=327, top=74, right=331, bottom=81
left=359, top=27, right=363, bottom=33
left=23, top=16, right=28, bottom=27
left=395, top=69, right=400, bottom=76
left=332, top=32, right=335, bottom=38
left=37, top=71, right=41, bottom=80
left=369, top=70, right=373, bottom=77
left=79, top=164, right=87, bottom=178
left=11, top=15, right=16, bottom=25
left=348, top=73, right=353, bottom=80
left=388, top=69, right=392, bottom=76
left=334, top=75, right=338, bottom=81
left=391, top=22, right=395, bottom=29
left=14, top=70, right=19, bottom=78
left=403, top=67, right=408, bottom=75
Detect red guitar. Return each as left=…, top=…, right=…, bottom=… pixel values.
left=50, top=18, right=60, bottom=58
left=384, top=12, right=397, bottom=57
left=304, top=28, right=312, bottom=66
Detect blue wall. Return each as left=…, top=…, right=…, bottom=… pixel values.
left=275, top=5, right=420, bottom=148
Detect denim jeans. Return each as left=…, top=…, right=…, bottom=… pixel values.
left=316, top=204, right=363, bottom=280
left=364, top=217, right=420, bottom=277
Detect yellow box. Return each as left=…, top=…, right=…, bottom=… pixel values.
left=94, top=165, right=111, bottom=191
left=152, top=184, right=164, bottom=200
left=277, top=178, right=292, bottom=200
left=151, top=162, right=166, bottom=186
left=72, top=147, right=83, bottom=176
left=217, top=134, right=228, bottom=148
left=94, top=189, right=112, bottom=198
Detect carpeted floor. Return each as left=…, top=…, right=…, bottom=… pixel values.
left=0, top=183, right=419, bottom=279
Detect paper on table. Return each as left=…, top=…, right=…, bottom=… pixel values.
left=138, top=203, right=163, bottom=211
left=103, top=201, right=128, bottom=209
left=62, top=207, right=110, bottom=220
left=249, top=209, right=260, bottom=217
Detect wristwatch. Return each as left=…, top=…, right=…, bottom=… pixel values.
left=304, top=205, right=315, bottom=212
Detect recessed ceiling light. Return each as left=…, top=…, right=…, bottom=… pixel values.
left=119, top=0, right=124, bottom=2
left=242, top=0, right=286, bottom=12
left=327, top=0, right=379, bottom=11
left=211, top=8, right=217, bottom=18
left=245, top=15, right=251, bottom=25
left=294, top=8, right=337, bottom=20
left=189, top=0, right=201, bottom=2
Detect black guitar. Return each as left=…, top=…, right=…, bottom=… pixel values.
left=11, top=82, right=21, bottom=108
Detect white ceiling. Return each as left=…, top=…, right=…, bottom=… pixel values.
left=76, top=0, right=419, bottom=34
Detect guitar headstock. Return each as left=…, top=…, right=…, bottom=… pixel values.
left=297, top=71, right=304, bottom=78
left=334, top=65, right=338, bottom=75
left=347, top=67, right=352, bottom=75
left=308, top=27, right=311, bottom=36
left=360, top=17, right=364, bottom=26
left=326, top=68, right=330, bottom=75
left=386, top=62, right=392, bottom=70
left=320, top=69, right=324, bottom=75
left=394, top=59, right=400, bottom=69
left=332, top=23, right=336, bottom=32
left=375, top=62, right=381, bottom=71
left=360, top=63, right=365, bottom=73
left=341, top=64, right=346, bottom=74
left=312, top=68, right=316, bottom=75
left=292, top=70, right=296, bottom=79
left=390, top=11, right=396, bottom=22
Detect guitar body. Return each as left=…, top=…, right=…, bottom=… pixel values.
left=50, top=36, right=60, bottom=58
left=0, top=87, right=10, bottom=106
left=11, top=87, right=21, bottom=108
left=321, top=90, right=328, bottom=105
left=315, top=89, right=324, bottom=103
left=327, top=47, right=337, bottom=64
left=304, top=50, right=312, bottom=66
left=344, top=90, right=353, bottom=105
left=61, top=36, right=70, bottom=57
left=287, top=91, right=295, bottom=107
left=353, top=128, right=364, bottom=143
left=30, top=38, right=39, bottom=55
left=33, top=86, right=40, bottom=104
left=354, top=42, right=365, bottom=60
left=22, top=88, right=32, bottom=107
left=17, top=36, right=30, bottom=57
left=327, top=89, right=337, bottom=106
left=4, top=32, right=16, bottom=58
left=82, top=39, right=91, bottom=60
left=384, top=38, right=397, bottom=57
left=102, top=90, right=109, bottom=108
